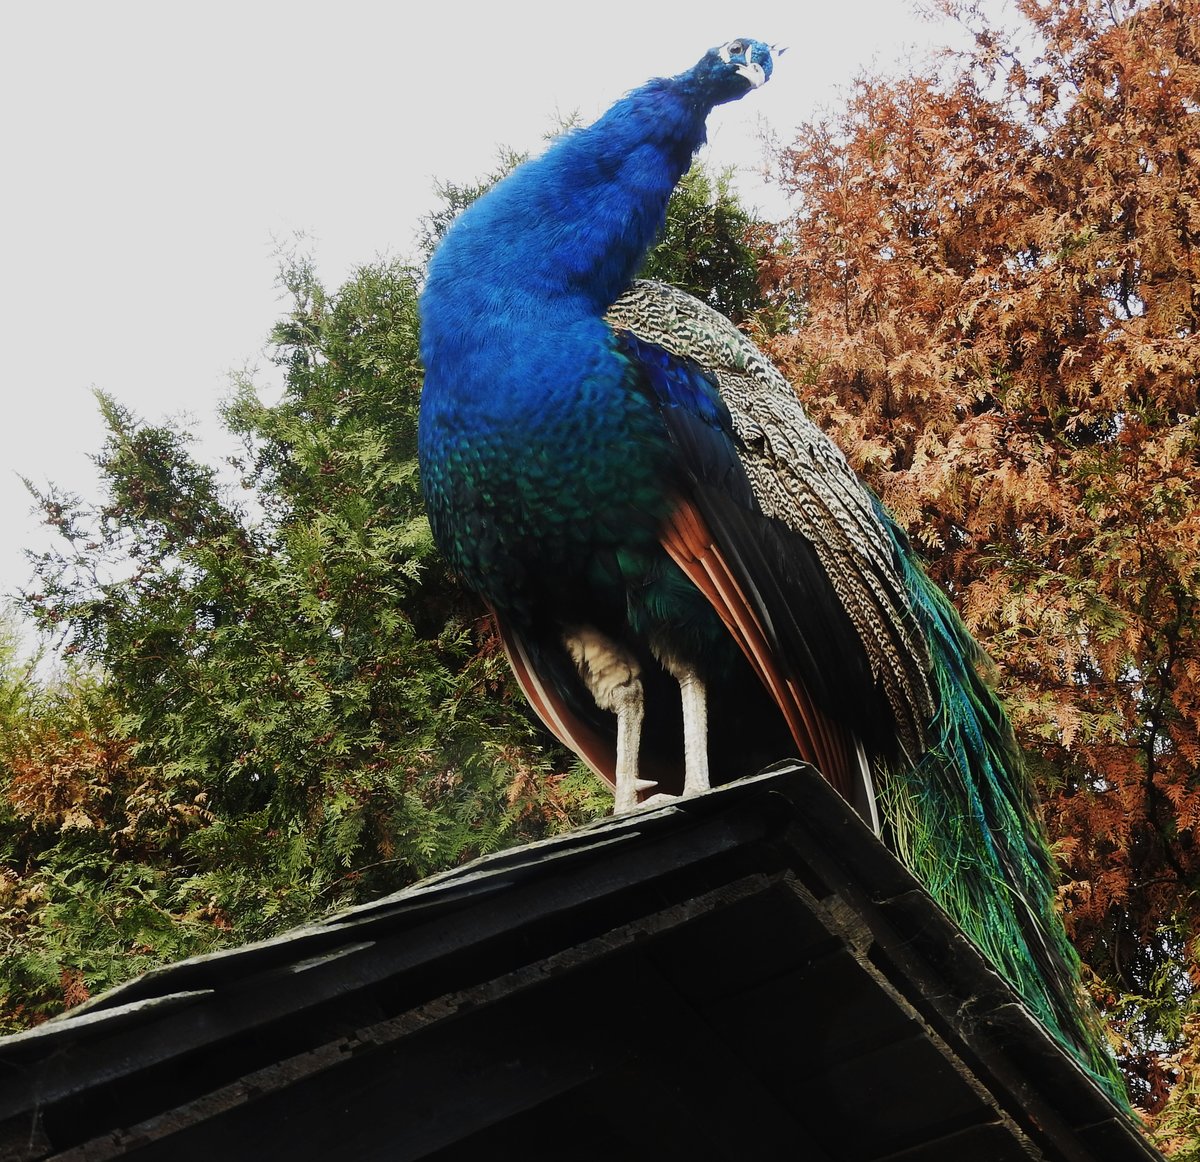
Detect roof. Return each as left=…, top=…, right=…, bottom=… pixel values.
left=0, top=763, right=1159, bottom=1161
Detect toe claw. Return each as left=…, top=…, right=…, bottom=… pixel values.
left=639, top=792, right=679, bottom=808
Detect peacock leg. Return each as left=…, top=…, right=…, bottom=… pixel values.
left=564, top=627, right=656, bottom=812
left=657, top=653, right=710, bottom=798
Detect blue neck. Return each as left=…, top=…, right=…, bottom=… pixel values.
left=423, top=69, right=716, bottom=328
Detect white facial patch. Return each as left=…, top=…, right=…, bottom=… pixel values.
left=736, top=62, right=767, bottom=88
left=719, top=41, right=769, bottom=89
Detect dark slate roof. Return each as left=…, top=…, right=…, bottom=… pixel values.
left=0, top=763, right=1159, bottom=1162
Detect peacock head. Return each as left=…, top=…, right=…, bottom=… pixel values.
left=689, top=38, right=777, bottom=104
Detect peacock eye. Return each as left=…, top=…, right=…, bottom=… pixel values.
left=728, top=40, right=745, bottom=55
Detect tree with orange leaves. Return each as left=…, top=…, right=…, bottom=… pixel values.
left=761, top=0, right=1200, bottom=1140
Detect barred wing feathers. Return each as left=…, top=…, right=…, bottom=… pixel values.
left=608, top=280, right=935, bottom=758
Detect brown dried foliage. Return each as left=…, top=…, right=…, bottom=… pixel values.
left=763, top=0, right=1200, bottom=1126
left=6, top=726, right=211, bottom=854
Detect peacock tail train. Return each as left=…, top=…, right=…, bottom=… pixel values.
left=417, top=39, right=1128, bottom=1106
left=873, top=507, right=1127, bottom=1100
left=607, top=282, right=1128, bottom=1104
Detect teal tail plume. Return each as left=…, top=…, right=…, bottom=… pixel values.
left=875, top=505, right=1128, bottom=1103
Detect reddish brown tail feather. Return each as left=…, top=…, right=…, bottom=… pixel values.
left=490, top=496, right=858, bottom=803
left=658, top=498, right=859, bottom=800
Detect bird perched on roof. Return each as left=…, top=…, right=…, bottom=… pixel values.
left=417, top=39, right=1126, bottom=1101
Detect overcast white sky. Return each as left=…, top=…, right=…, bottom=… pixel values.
left=0, top=0, right=972, bottom=635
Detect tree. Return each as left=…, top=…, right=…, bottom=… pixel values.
left=639, top=165, right=767, bottom=323
left=6, top=259, right=609, bottom=1027
left=23, top=258, right=606, bottom=894
left=761, top=0, right=1200, bottom=1138
left=5, top=162, right=766, bottom=1027
left=0, top=667, right=222, bottom=1030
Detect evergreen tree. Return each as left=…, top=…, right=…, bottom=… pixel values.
left=3, top=163, right=763, bottom=1027
left=638, top=166, right=767, bottom=324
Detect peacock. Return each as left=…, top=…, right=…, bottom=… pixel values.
left=417, top=39, right=1126, bottom=1101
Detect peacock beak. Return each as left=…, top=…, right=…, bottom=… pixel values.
left=736, top=61, right=768, bottom=88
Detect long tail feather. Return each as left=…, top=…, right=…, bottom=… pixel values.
left=875, top=505, right=1127, bottom=1102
